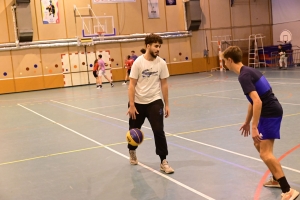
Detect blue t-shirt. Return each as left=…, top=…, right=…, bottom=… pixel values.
left=131, top=55, right=138, bottom=61
left=238, top=66, right=282, bottom=117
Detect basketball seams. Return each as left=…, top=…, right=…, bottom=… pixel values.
left=131, top=129, right=141, bottom=143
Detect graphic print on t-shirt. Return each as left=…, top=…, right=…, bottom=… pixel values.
left=142, top=69, right=158, bottom=77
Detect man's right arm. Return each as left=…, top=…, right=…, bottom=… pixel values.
left=128, top=78, right=137, bottom=107
left=127, top=78, right=138, bottom=119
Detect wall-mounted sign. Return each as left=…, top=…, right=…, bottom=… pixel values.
left=41, top=0, right=60, bottom=24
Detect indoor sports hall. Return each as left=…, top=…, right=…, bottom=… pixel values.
left=0, top=0, right=299, bottom=200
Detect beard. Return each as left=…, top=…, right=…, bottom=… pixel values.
left=149, top=50, right=159, bottom=58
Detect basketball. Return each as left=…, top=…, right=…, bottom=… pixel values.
left=126, top=128, right=144, bottom=146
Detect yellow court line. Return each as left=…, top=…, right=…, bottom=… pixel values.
left=168, top=123, right=243, bottom=136
left=169, top=112, right=300, bottom=137
left=4, top=107, right=300, bottom=167
left=0, top=139, right=151, bottom=166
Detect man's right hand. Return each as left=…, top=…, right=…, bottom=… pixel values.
left=127, top=105, right=139, bottom=119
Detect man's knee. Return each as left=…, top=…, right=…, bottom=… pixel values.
left=259, top=151, right=273, bottom=162
left=253, top=142, right=260, bottom=153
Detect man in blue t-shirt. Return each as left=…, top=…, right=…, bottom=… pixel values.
left=222, top=46, right=299, bottom=200
left=130, top=50, right=138, bottom=61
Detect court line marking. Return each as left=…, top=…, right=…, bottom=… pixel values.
left=220, top=80, right=300, bottom=85
left=17, top=104, right=214, bottom=200
left=168, top=89, right=241, bottom=100
left=254, top=144, right=300, bottom=200
left=0, top=139, right=148, bottom=166
left=50, top=100, right=300, bottom=174
left=168, top=74, right=214, bottom=85
left=197, top=94, right=300, bottom=106
left=0, top=74, right=214, bottom=103
left=267, top=78, right=300, bottom=80
left=87, top=104, right=126, bottom=110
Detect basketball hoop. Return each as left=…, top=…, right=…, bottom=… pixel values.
left=97, top=31, right=106, bottom=41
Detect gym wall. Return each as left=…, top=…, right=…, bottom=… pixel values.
left=191, top=0, right=272, bottom=72
left=0, top=0, right=271, bottom=94
left=272, top=0, right=300, bottom=46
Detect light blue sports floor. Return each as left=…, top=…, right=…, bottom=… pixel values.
left=0, top=67, right=300, bottom=200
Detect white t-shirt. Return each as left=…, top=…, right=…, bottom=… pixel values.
left=130, top=55, right=169, bottom=104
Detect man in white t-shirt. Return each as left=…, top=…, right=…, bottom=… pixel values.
left=127, top=33, right=174, bottom=174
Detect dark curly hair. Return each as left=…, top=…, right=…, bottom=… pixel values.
left=145, top=33, right=163, bottom=46
left=140, top=48, right=146, bottom=54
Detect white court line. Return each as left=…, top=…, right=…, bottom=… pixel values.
left=263, top=70, right=300, bottom=73
left=174, top=135, right=300, bottom=174
left=267, top=78, right=300, bottom=80
left=18, top=104, right=214, bottom=200
left=169, top=74, right=213, bottom=85
left=269, top=82, right=300, bottom=85
left=198, top=94, right=300, bottom=106
left=280, top=102, right=300, bottom=106
left=219, top=80, right=300, bottom=85
left=169, top=89, right=241, bottom=100
left=51, top=100, right=300, bottom=174
left=199, top=89, right=241, bottom=94
left=197, top=94, right=245, bottom=101
left=87, top=104, right=126, bottom=110
left=169, top=94, right=196, bottom=99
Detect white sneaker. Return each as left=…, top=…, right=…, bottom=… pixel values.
left=122, top=82, right=127, bottom=85
left=281, top=188, right=299, bottom=200
left=129, top=150, right=138, bottom=165
left=160, top=159, right=174, bottom=174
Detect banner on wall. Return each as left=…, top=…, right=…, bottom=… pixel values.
left=166, top=0, right=176, bottom=6
left=148, top=0, right=160, bottom=19
left=41, top=0, right=60, bottom=24
left=92, top=0, right=136, bottom=3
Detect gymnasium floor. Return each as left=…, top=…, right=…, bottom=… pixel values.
left=0, top=67, right=300, bottom=200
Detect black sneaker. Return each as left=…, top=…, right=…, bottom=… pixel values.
left=283, top=67, right=287, bottom=70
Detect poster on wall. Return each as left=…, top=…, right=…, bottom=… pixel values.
left=41, top=0, right=60, bottom=24
left=166, top=0, right=176, bottom=6
left=92, top=0, right=136, bottom=4
left=148, top=0, right=160, bottom=19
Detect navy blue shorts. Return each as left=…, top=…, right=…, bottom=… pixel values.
left=258, top=116, right=282, bottom=140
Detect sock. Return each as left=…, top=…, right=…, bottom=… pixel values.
left=277, top=176, right=290, bottom=193
left=128, top=144, right=137, bottom=151
left=159, top=155, right=166, bottom=163
left=272, top=175, right=277, bottom=181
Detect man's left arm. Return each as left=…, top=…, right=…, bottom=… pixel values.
left=160, top=78, right=169, bottom=118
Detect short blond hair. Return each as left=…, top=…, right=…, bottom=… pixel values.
left=222, top=46, right=243, bottom=63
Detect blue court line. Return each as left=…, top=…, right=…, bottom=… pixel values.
left=167, top=141, right=264, bottom=175
left=48, top=102, right=264, bottom=175
left=47, top=102, right=300, bottom=187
